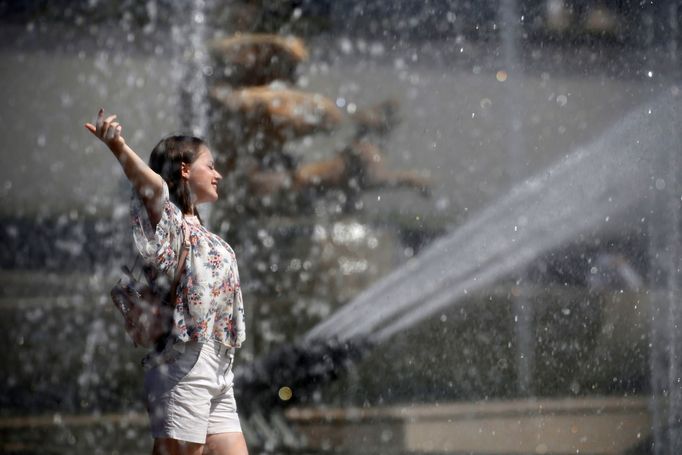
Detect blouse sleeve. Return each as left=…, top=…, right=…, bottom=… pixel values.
left=130, top=181, right=183, bottom=274
left=232, top=263, right=246, bottom=347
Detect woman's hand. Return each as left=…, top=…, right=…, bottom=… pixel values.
left=84, top=107, right=165, bottom=227
left=84, top=108, right=126, bottom=152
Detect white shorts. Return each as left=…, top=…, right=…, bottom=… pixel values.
left=143, top=341, right=242, bottom=444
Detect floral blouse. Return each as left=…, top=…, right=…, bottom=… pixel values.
left=130, top=182, right=245, bottom=349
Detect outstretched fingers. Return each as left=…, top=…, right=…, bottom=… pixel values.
left=84, top=109, right=102, bottom=135
left=84, top=109, right=119, bottom=139
left=96, top=108, right=104, bottom=132
left=101, top=114, right=117, bottom=138
left=106, top=121, right=121, bottom=141
left=85, top=108, right=127, bottom=153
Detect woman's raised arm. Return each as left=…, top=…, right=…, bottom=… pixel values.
left=85, top=109, right=165, bottom=227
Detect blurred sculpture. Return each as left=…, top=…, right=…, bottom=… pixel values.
left=209, top=84, right=343, bottom=170
left=245, top=140, right=431, bottom=198
left=207, top=33, right=430, bottom=212
left=209, top=34, right=308, bottom=86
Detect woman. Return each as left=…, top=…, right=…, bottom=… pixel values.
left=85, top=109, right=248, bottom=455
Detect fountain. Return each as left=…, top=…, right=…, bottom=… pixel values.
left=214, top=77, right=681, bottom=450
left=0, top=2, right=680, bottom=454
left=227, top=4, right=682, bottom=452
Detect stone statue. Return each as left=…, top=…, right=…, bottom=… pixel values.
left=207, top=33, right=430, bottom=212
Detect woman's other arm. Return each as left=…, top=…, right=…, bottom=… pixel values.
left=85, top=109, right=165, bottom=227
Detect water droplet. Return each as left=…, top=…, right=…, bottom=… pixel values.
left=369, top=42, right=384, bottom=56
left=436, top=197, right=450, bottom=210
left=655, top=178, right=666, bottom=190
left=556, top=94, right=568, bottom=106
left=60, top=92, right=74, bottom=108
left=381, top=429, right=394, bottom=442
left=339, top=38, right=353, bottom=54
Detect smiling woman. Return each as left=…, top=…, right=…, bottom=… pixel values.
left=85, top=110, right=248, bottom=455
left=183, top=145, right=222, bottom=205
left=147, top=135, right=222, bottom=222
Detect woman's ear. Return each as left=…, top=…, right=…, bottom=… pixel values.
left=181, top=162, right=191, bottom=180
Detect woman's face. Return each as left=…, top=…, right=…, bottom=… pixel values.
left=187, top=146, right=222, bottom=205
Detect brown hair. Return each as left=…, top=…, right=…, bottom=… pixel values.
left=149, top=135, right=207, bottom=220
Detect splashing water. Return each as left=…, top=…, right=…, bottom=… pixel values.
left=172, top=0, right=211, bottom=137
left=77, top=318, right=107, bottom=400
left=306, top=94, right=679, bottom=344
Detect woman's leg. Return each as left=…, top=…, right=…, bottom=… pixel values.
left=202, top=432, right=248, bottom=455
left=153, top=437, right=204, bottom=455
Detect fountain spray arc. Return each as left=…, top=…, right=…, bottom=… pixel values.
left=305, top=94, right=680, bottom=346
left=173, top=0, right=211, bottom=137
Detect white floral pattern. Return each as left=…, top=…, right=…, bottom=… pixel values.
left=130, top=182, right=245, bottom=348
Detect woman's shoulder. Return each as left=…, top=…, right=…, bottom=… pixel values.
left=130, top=180, right=185, bottom=269
left=131, top=180, right=182, bottom=223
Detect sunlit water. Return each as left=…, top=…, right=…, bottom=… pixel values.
left=306, top=94, right=680, bottom=344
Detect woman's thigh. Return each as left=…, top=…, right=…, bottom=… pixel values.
left=202, top=432, right=248, bottom=455
left=153, top=437, right=204, bottom=455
